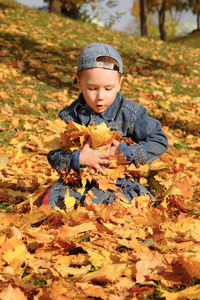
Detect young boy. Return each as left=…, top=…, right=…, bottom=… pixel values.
left=42, top=42, right=168, bottom=209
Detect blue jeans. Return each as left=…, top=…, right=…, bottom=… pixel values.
left=41, top=177, right=148, bottom=210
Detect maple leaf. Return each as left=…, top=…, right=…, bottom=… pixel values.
left=3, top=244, right=32, bottom=268
left=87, top=249, right=113, bottom=269
left=82, top=263, right=128, bottom=283
left=0, top=154, right=9, bottom=170
left=76, top=283, right=109, bottom=300
left=87, top=122, right=114, bottom=148
left=64, top=189, right=76, bottom=210
left=135, top=251, right=167, bottom=283
left=161, top=285, right=200, bottom=300
left=0, top=285, right=26, bottom=300
left=55, top=265, right=91, bottom=277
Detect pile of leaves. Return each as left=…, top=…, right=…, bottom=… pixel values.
left=0, top=0, right=200, bottom=299
left=57, top=121, right=139, bottom=195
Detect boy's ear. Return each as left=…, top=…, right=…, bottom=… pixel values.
left=76, top=75, right=82, bottom=91
left=118, top=76, right=123, bottom=91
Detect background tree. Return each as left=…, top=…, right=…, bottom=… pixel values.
left=148, top=0, right=186, bottom=40
left=140, top=0, right=148, bottom=36
left=132, top=0, right=148, bottom=36
left=133, top=0, right=186, bottom=40
left=187, top=0, right=200, bottom=30
left=45, top=0, right=122, bottom=27
left=49, top=0, right=61, bottom=14
left=47, top=0, right=84, bottom=17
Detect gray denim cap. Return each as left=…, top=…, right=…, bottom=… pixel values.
left=73, top=42, right=123, bottom=83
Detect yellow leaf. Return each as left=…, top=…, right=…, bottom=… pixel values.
left=43, top=135, right=61, bottom=152
left=0, top=154, right=9, bottom=170
left=162, top=177, right=182, bottom=208
left=87, top=122, right=113, bottom=148
left=55, top=265, right=91, bottom=277
left=64, top=189, right=76, bottom=209
left=11, top=117, right=20, bottom=128
left=166, top=184, right=182, bottom=197
left=47, top=119, right=66, bottom=133
left=3, top=244, right=32, bottom=265
left=0, top=91, right=8, bottom=100
left=82, top=263, right=127, bottom=283
left=115, top=192, right=130, bottom=204
left=69, top=222, right=96, bottom=235
left=69, top=120, right=86, bottom=131
left=76, top=187, right=85, bottom=196
left=9, top=148, right=22, bottom=164
left=160, top=284, right=200, bottom=300
left=88, top=249, right=112, bottom=268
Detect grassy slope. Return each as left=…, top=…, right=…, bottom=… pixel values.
left=1, top=0, right=199, bottom=148
left=0, top=0, right=200, bottom=299
left=169, top=30, right=200, bottom=48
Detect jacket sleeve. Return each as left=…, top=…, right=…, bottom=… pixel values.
left=123, top=106, right=168, bottom=168
left=47, top=149, right=82, bottom=172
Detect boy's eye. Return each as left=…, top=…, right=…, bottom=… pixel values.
left=105, top=87, right=112, bottom=91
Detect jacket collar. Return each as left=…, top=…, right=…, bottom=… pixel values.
left=75, top=92, right=122, bottom=121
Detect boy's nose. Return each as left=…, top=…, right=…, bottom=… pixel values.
left=97, top=89, right=104, bottom=100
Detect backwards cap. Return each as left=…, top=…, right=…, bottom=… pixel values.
left=73, top=42, right=123, bottom=83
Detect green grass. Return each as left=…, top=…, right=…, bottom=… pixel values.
left=169, top=30, right=200, bottom=48
left=0, top=203, right=10, bottom=213
left=24, top=274, right=47, bottom=286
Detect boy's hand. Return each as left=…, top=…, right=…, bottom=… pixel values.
left=79, top=138, right=114, bottom=175
left=109, top=139, right=120, bottom=156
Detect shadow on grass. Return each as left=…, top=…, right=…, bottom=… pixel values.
left=0, top=31, right=193, bottom=91
left=0, top=30, right=198, bottom=137
left=0, top=3, right=14, bottom=10
left=0, top=31, right=79, bottom=90
left=169, top=31, right=200, bottom=49
left=122, top=51, right=191, bottom=77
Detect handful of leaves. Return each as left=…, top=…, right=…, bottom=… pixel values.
left=59, top=121, right=132, bottom=151
left=59, top=121, right=144, bottom=191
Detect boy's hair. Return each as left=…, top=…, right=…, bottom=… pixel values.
left=73, top=42, right=123, bottom=84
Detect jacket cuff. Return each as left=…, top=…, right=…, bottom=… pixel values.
left=70, top=150, right=88, bottom=171
left=120, top=142, right=134, bottom=162
left=70, top=150, right=81, bottom=171
left=129, top=144, right=147, bottom=167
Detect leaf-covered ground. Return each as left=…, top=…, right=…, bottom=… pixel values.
left=0, top=0, right=200, bottom=299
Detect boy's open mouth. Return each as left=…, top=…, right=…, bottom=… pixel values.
left=97, top=104, right=104, bottom=110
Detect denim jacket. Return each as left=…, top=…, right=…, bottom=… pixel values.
left=47, top=92, right=168, bottom=173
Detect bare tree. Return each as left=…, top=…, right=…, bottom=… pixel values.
left=187, top=0, right=200, bottom=31
left=140, top=0, right=148, bottom=36
left=49, top=0, right=61, bottom=14
left=158, top=0, right=166, bottom=40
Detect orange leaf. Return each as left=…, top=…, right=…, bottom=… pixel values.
left=0, top=285, right=26, bottom=300
left=82, top=263, right=127, bottom=283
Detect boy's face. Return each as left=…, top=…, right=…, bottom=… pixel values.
left=76, top=68, right=122, bottom=113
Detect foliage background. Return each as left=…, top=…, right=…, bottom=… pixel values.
left=0, top=0, right=200, bottom=299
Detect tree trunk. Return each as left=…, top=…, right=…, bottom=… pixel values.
left=158, top=1, right=166, bottom=41
left=62, top=4, right=79, bottom=20
left=139, top=0, right=147, bottom=36
left=197, top=13, right=200, bottom=30
left=49, top=0, right=61, bottom=14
